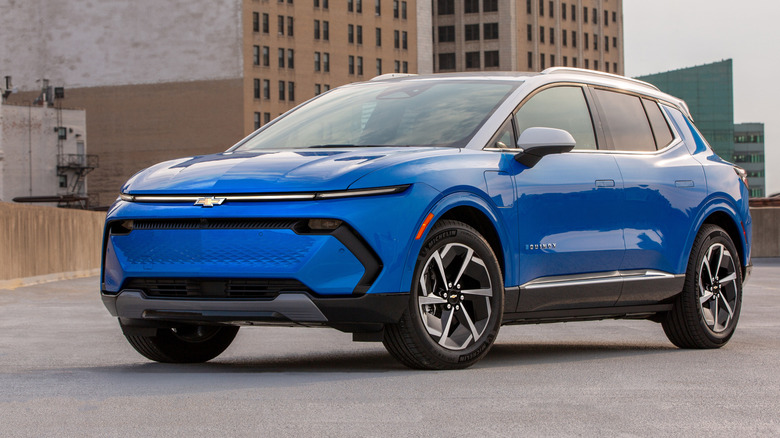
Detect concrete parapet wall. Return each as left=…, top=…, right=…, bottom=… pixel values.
left=0, top=202, right=104, bottom=281
left=750, top=207, right=780, bottom=258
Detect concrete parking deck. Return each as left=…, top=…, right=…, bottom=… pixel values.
left=1, top=260, right=779, bottom=436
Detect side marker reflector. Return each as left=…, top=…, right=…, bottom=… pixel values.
left=416, top=213, right=435, bottom=240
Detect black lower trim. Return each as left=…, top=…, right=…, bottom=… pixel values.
left=503, top=304, right=673, bottom=325
left=312, top=293, right=408, bottom=324
left=329, top=225, right=383, bottom=295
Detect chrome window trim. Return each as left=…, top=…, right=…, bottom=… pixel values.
left=119, top=185, right=410, bottom=204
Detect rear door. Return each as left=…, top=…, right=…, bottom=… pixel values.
left=590, top=88, right=707, bottom=305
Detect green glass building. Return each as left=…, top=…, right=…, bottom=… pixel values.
left=636, top=59, right=735, bottom=161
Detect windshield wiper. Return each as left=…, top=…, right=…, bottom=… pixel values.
left=307, top=144, right=402, bottom=148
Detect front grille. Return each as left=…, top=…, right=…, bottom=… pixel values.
left=131, top=218, right=299, bottom=230
left=124, top=278, right=310, bottom=299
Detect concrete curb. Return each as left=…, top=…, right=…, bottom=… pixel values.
left=0, top=269, right=100, bottom=290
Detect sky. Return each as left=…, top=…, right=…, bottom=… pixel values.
left=623, top=0, right=780, bottom=196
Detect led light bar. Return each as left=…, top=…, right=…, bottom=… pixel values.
left=119, top=185, right=410, bottom=204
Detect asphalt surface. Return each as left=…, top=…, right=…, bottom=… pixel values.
left=1, top=260, right=779, bottom=437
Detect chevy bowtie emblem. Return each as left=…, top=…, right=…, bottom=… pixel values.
left=194, top=196, right=226, bottom=207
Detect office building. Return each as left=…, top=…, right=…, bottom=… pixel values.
left=432, top=0, right=624, bottom=73
left=734, top=123, right=765, bottom=197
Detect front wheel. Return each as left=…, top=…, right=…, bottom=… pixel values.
left=383, top=220, right=504, bottom=369
left=122, top=322, right=239, bottom=363
left=662, top=224, right=743, bottom=348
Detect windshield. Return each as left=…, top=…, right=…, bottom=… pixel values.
left=234, top=80, right=519, bottom=150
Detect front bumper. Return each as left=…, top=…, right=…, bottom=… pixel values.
left=102, top=289, right=409, bottom=328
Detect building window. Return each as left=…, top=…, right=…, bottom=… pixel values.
left=527, top=24, right=532, bottom=41
left=540, top=53, right=545, bottom=69
left=592, top=8, right=597, bottom=24
left=549, top=0, right=553, bottom=17
left=278, top=15, right=284, bottom=34
left=593, top=34, right=598, bottom=50
left=279, top=81, right=286, bottom=100
left=438, top=0, right=454, bottom=15
left=263, top=46, right=270, bottom=66
left=315, top=83, right=322, bottom=95
left=485, top=50, right=499, bottom=67
left=376, top=28, right=382, bottom=46
left=375, top=0, right=381, bottom=15
left=539, top=0, right=543, bottom=16
left=394, top=30, right=400, bottom=48
left=348, top=24, right=354, bottom=43
left=262, top=13, right=269, bottom=33
left=573, top=57, right=577, bottom=67
left=278, top=48, right=285, bottom=67
left=394, top=0, right=399, bottom=17
left=549, top=27, right=554, bottom=45
left=572, top=31, right=576, bottom=48
left=394, top=60, right=400, bottom=72
left=324, top=0, right=329, bottom=9
left=605, top=61, right=610, bottom=72
left=562, top=2, right=566, bottom=19
left=439, top=26, right=455, bottom=42
left=571, top=4, right=575, bottom=21
left=349, top=55, right=355, bottom=74
left=464, top=24, right=479, bottom=41
left=59, top=175, right=67, bottom=188
left=604, top=10, right=608, bottom=26
left=484, top=0, right=497, bottom=12
left=287, top=17, right=294, bottom=36
left=594, top=60, right=598, bottom=71
left=613, top=11, right=617, bottom=22
left=264, top=113, right=271, bottom=124
left=324, top=84, right=330, bottom=91
left=314, top=20, right=321, bottom=39
left=526, top=0, right=531, bottom=14
left=324, top=52, right=330, bottom=72
left=583, top=6, right=587, bottom=23
left=402, top=1, right=407, bottom=18
left=613, top=37, right=617, bottom=48
left=253, top=78, right=261, bottom=99
left=314, top=52, right=321, bottom=71
left=584, top=33, right=588, bottom=49
left=314, top=0, right=320, bottom=7
left=550, top=54, right=555, bottom=66
left=527, top=51, right=533, bottom=69
left=376, top=58, right=382, bottom=75
left=562, top=30, right=567, bottom=46
left=584, top=59, right=589, bottom=69
left=563, top=56, right=568, bottom=66
left=323, top=21, right=330, bottom=40
left=348, top=0, right=353, bottom=11
left=254, top=112, right=261, bottom=129
left=288, top=49, right=294, bottom=68
left=357, top=0, right=362, bottom=13
left=253, top=12, right=260, bottom=32
left=540, top=26, right=545, bottom=43
left=465, top=51, right=480, bottom=69
left=402, top=61, right=408, bottom=72
left=253, top=45, right=260, bottom=65
left=604, top=35, right=609, bottom=52
left=357, top=25, right=363, bottom=44
left=402, top=31, right=407, bottom=49
left=288, top=82, right=295, bottom=101
left=357, top=56, right=363, bottom=75
left=438, top=53, right=456, bottom=70
left=263, top=79, right=270, bottom=99
left=484, top=23, right=498, bottom=40
left=465, top=0, right=479, bottom=13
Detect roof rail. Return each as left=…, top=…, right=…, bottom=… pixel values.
left=370, top=73, right=418, bottom=81
left=541, top=67, right=660, bottom=91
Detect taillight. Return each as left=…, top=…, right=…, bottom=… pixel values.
left=734, top=166, right=749, bottom=189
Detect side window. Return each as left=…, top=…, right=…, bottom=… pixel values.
left=487, top=118, right=516, bottom=149
left=514, top=86, right=597, bottom=150
left=641, top=98, right=674, bottom=149
left=593, top=89, right=655, bottom=152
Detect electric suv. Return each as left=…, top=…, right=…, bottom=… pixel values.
left=102, top=68, right=752, bottom=369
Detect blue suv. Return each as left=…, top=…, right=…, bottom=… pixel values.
left=102, top=68, right=752, bottom=369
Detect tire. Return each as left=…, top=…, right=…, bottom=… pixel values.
left=383, top=220, right=504, bottom=369
left=122, top=323, right=239, bottom=363
left=662, top=224, right=743, bottom=349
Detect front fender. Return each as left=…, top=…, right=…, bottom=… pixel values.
left=399, top=191, right=517, bottom=293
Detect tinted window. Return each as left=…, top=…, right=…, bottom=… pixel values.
left=642, top=98, right=674, bottom=148
left=514, top=86, right=597, bottom=150
left=593, top=89, right=655, bottom=152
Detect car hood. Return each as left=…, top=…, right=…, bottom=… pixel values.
left=122, top=148, right=455, bottom=194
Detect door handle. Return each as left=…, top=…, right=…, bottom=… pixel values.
left=675, top=180, right=695, bottom=188
left=595, top=179, right=615, bottom=188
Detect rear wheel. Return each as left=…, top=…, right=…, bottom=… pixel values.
left=383, top=220, right=503, bottom=369
left=662, top=224, right=742, bottom=348
left=122, top=322, right=239, bottom=363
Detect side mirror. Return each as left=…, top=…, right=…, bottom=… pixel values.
left=514, top=127, right=576, bottom=167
